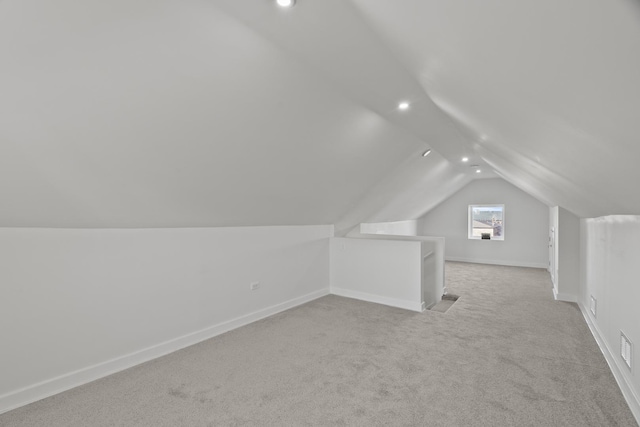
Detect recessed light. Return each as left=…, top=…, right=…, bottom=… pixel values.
left=422, top=149, right=432, bottom=157
left=476, top=169, right=482, bottom=173
left=462, top=157, right=469, bottom=162
left=276, top=0, right=295, bottom=7
left=398, top=101, right=410, bottom=111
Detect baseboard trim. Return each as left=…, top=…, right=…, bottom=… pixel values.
left=330, top=287, right=422, bottom=312
left=552, top=287, right=578, bottom=303
left=445, top=257, right=547, bottom=269
left=0, top=288, right=330, bottom=415
left=557, top=293, right=577, bottom=302
left=578, top=302, right=640, bottom=425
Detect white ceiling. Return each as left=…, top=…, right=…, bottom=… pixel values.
left=1, top=0, right=639, bottom=228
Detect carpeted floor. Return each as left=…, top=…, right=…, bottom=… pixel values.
left=430, top=293, right=458, bottom=313
left=1, top=262, right=637, bottom=426
left=429, top=299, right=455, bottom=313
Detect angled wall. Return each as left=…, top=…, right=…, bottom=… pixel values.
left=359, top=220, right=418, bottom=236
left=418, top=178, right=548, bottom=268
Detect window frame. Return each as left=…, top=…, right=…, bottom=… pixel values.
left=468, top=204, right=505, bottom=241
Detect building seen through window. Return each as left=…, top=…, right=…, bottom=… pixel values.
left=468, top=205, right=504, bottom=240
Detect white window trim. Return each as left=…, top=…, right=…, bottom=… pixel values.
left=468, top=204, right=505, bottom=241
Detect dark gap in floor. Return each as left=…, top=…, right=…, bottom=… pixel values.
left=442, top=293, right=459, bottom=302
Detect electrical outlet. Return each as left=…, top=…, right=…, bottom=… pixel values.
left=590, top=295, right=597, bottom=317
left=621, top=331, right=632, bottom=370
left=250, top=281, right=260, bottom=291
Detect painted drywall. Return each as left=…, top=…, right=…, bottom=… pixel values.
left=419, top=239, right=443, bottom=309
left=359, top=220, right=417, bottom=236
left=353, top=230, right=446, bottom=305
left=418, top=178, right=548, bottom=268
left=330, top=237, right=422, bottom=311
left=549, top=206, right=559, bottom=289
left=351, top=0, right=640, bottom=219
left=580, top=216, right=640, bottom=421
left=554, top=207, right=580, bottom=302
left=0, top=225, right=332, bottom=413
left=3, top=0, right=640, bottom=231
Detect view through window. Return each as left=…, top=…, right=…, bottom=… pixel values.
left=468, top=205, right=504, bottom=240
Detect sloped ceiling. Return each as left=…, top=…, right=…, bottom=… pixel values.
left=1, top=0, right=639, bottom=228
left=350, top=0, right=640, bottom=218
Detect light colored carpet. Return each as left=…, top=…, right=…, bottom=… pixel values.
left=1, top=262, right=637, bottom=426
left=429, top=299, right=455, bottom=313
left=430, top=293, right=458, bottom=313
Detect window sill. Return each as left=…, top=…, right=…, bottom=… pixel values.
left=468, top=237, right=505, bottom=241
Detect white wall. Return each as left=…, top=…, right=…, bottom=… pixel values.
left=418, top=178, right=549, bottom=268
left=336, top=232, right=446, bottom=309
left=555, top=207, right=580, bottom=302
left=359, top=220, right=418, bottom=236
left=330, top=237, right=423, bottom=312
left=580, top=215, right=640, bottom=421
left=0, top=225, right=332, bottom=414
left=419, top=239, right=443, bottom=309
left=549, top=206, right=559, bottom=288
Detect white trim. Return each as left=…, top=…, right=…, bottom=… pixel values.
left=578, top=303, right=640, bottom=425
left=445, top=256, right=547, bottom=269
left=0, top=288, right=330, bottom=415
left=552, top=287, right=578, bottom=303
left=468, top=204, right=505, bottom=241
left=330, top=287, right=422, bottom=312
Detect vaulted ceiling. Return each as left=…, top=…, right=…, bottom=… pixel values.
left=2, top=0, right=639, bottom=228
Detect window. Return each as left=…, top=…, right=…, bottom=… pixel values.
left=468, top=205, right=504, bottom=240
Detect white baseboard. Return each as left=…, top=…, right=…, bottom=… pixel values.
left=446, top=257, right=547, bottom=269
left=578, top=302, right=640, bottom=425
left=330, top=287, right=422, bottom=312
left=552, top=287, right=578, bottom=303
left=425, top=301, right=437, bottom=310
left=0, top=288, right=330, bottom=415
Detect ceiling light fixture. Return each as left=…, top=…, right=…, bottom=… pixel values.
left=422, top=149, right=432, bottom=157
left=276, top=0, right=295, bottom=7
left=462, top=157, right=469, bottom=162
left=476, top=169, right=482, bottom=173
left=398, top=101, right=410, bottom=111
